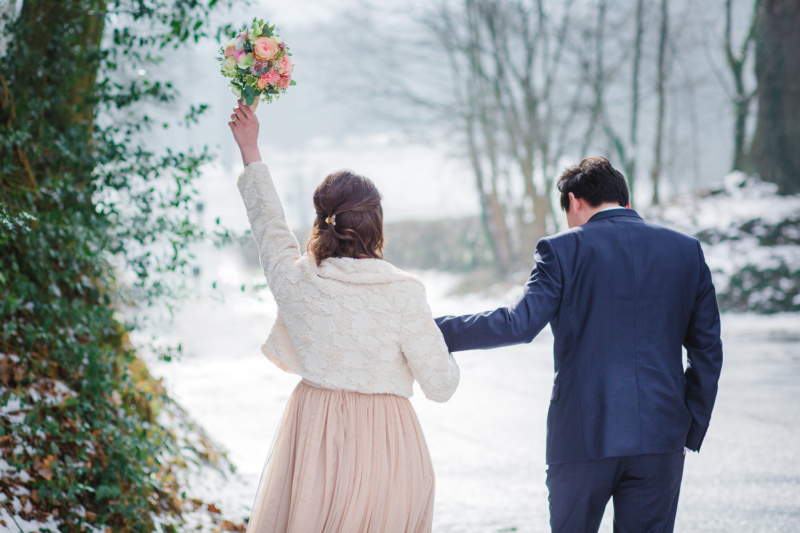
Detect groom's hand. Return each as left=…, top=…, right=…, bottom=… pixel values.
left=228, top=100, right=261, bottom=166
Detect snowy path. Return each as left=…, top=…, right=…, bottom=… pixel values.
left=141, top=272, right=800, bottom=532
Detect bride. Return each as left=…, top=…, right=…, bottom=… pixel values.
left=228, top=101, right=460, bottom=533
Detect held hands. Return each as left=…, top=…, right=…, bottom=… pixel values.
left=228, top=100, right=262, bottom=166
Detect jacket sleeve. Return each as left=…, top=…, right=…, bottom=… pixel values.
left=682, top=241, right=723, bottom=451
left=435, top=238, right=563, bottom=352
left=236, top=162, right=301, bottom=293
left=400, top=281, right=460, bottom=402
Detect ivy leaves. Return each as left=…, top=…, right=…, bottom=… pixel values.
left=0, top=0, right=243, bottom=531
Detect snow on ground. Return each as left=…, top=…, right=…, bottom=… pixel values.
left=136, top=262, right=800, bottom=533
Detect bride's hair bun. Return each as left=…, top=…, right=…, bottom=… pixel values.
left=307, top=170, right=384, bottom=266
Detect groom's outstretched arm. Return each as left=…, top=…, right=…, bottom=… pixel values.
left=435, top=238, right=562, bottom=352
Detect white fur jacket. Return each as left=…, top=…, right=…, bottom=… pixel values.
left=236, top=162, right=460, bottom=402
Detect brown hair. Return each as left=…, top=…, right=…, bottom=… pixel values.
left=307, top=169, right=384, bottom=266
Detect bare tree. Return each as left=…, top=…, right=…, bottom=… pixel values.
left=651, top=0, right=669, bottom=205
left=432, top=0, right=585, bottom=269
left=724, top=0, right=759, bottom=171
left=626, top=0, right=645, bottom=201
left=344, top=0, right=757, bottom=271
left=349, top=0, right=586, bottom=273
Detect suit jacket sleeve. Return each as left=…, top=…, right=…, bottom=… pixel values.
left=236, top=161, right=301, bottom=293
left=682, top=242, right=723, bottom=451
left=435, top=238, right=563, bottom=352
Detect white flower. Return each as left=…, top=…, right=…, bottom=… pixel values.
left=234, top=35, right=245, bottom=51
left=221, top=56, right=237, bottom=76
left=229, top=84, right=242, bottom=98
left=226, top=38, right=235, bottom=48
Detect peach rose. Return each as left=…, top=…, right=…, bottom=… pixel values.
left=253, top=36, right=279, bottom=61
left=224, top=46, right=235, bottom=58
left=278, top=55, right=294, bottom=76
left=277, top=75, right=291, bottom=89
left=259, top=69, right=280, bottom=87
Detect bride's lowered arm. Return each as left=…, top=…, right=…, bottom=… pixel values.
left=400, top=281, right=460, bottom=402
left=229, top=101, right=301, bottom=291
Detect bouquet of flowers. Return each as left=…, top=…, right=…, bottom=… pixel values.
left=217, top=18, right=295, bottom=111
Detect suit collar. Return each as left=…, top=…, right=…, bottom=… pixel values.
left=587, top=208, right=642, bottom=223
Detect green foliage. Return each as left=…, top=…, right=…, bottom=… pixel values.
left=0, top=0, right=241, bottom=531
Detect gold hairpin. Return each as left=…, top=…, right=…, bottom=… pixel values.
left=325, top=215, right=336, bottom=226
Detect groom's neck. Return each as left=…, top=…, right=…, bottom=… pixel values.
left=589, top=202, right=627, bottom=216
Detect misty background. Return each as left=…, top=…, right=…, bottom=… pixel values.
left=140, top=0, right=757, bottom=244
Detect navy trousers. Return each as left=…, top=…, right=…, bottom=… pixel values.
left=546, top=450, right=685, bottom=533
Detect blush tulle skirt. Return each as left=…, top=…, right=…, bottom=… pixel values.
left=245, top=380, right=435, bottom=533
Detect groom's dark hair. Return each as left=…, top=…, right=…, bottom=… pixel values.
left=557, top=157, right=630, bottom=211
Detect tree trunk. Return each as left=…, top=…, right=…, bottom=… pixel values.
left=19, top=0, right=106, bottom=136
left=725, top=0, right=758, bottom=172
left=751, top=0, right=800, bottom=194
left=581, top=0, right=607, bottom=156
left=627, top=0, right=645, bottom=205
left=466, top=116, right=513, bottom=274
left=650, top=0, right=668, bottom=206
left=2, top=0, right=105, bottom=192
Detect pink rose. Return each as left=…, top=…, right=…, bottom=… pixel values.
left=277, top=75, right=291, bottom=89
left=224, top=46, right=235, bottom=58
left=259, top=69, right=280, bottom=87
left=233, top=50, right=245, bottom=61
left=278, top=55, right=294, bottom=76
left=253, top=36, right=279, bottom=61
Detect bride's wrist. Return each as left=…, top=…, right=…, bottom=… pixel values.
left=240, top=146, right=262, bottom=166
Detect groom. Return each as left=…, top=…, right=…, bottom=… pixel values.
left=435, top=157, right=723, bottom=532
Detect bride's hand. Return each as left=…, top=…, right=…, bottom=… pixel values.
left=228, top=99, right=262, bottom=166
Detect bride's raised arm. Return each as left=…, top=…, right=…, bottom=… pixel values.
left=229, top=101, right=301, bottom=292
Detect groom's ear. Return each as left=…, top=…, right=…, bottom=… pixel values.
left=568, top=192, right=580, bottom=214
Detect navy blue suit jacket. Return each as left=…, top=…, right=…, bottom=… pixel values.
left=435, top=209, right=723, bottom=464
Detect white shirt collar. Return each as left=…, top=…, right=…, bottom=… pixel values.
left=600, top=205, right=626, bottom=212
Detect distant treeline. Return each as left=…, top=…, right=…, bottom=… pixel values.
left=383, top=217, right=495, bottom=272
left=241, top=216, right=497, bottom=273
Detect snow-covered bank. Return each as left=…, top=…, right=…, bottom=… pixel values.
left=653, top=173, right=800, bottom=313
left=0, top=359, right=249, bottom=533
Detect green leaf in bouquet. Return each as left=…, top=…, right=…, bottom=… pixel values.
left=289, top=80, right=296, bottom=86
left=242, top=85, right=257, bottom=105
